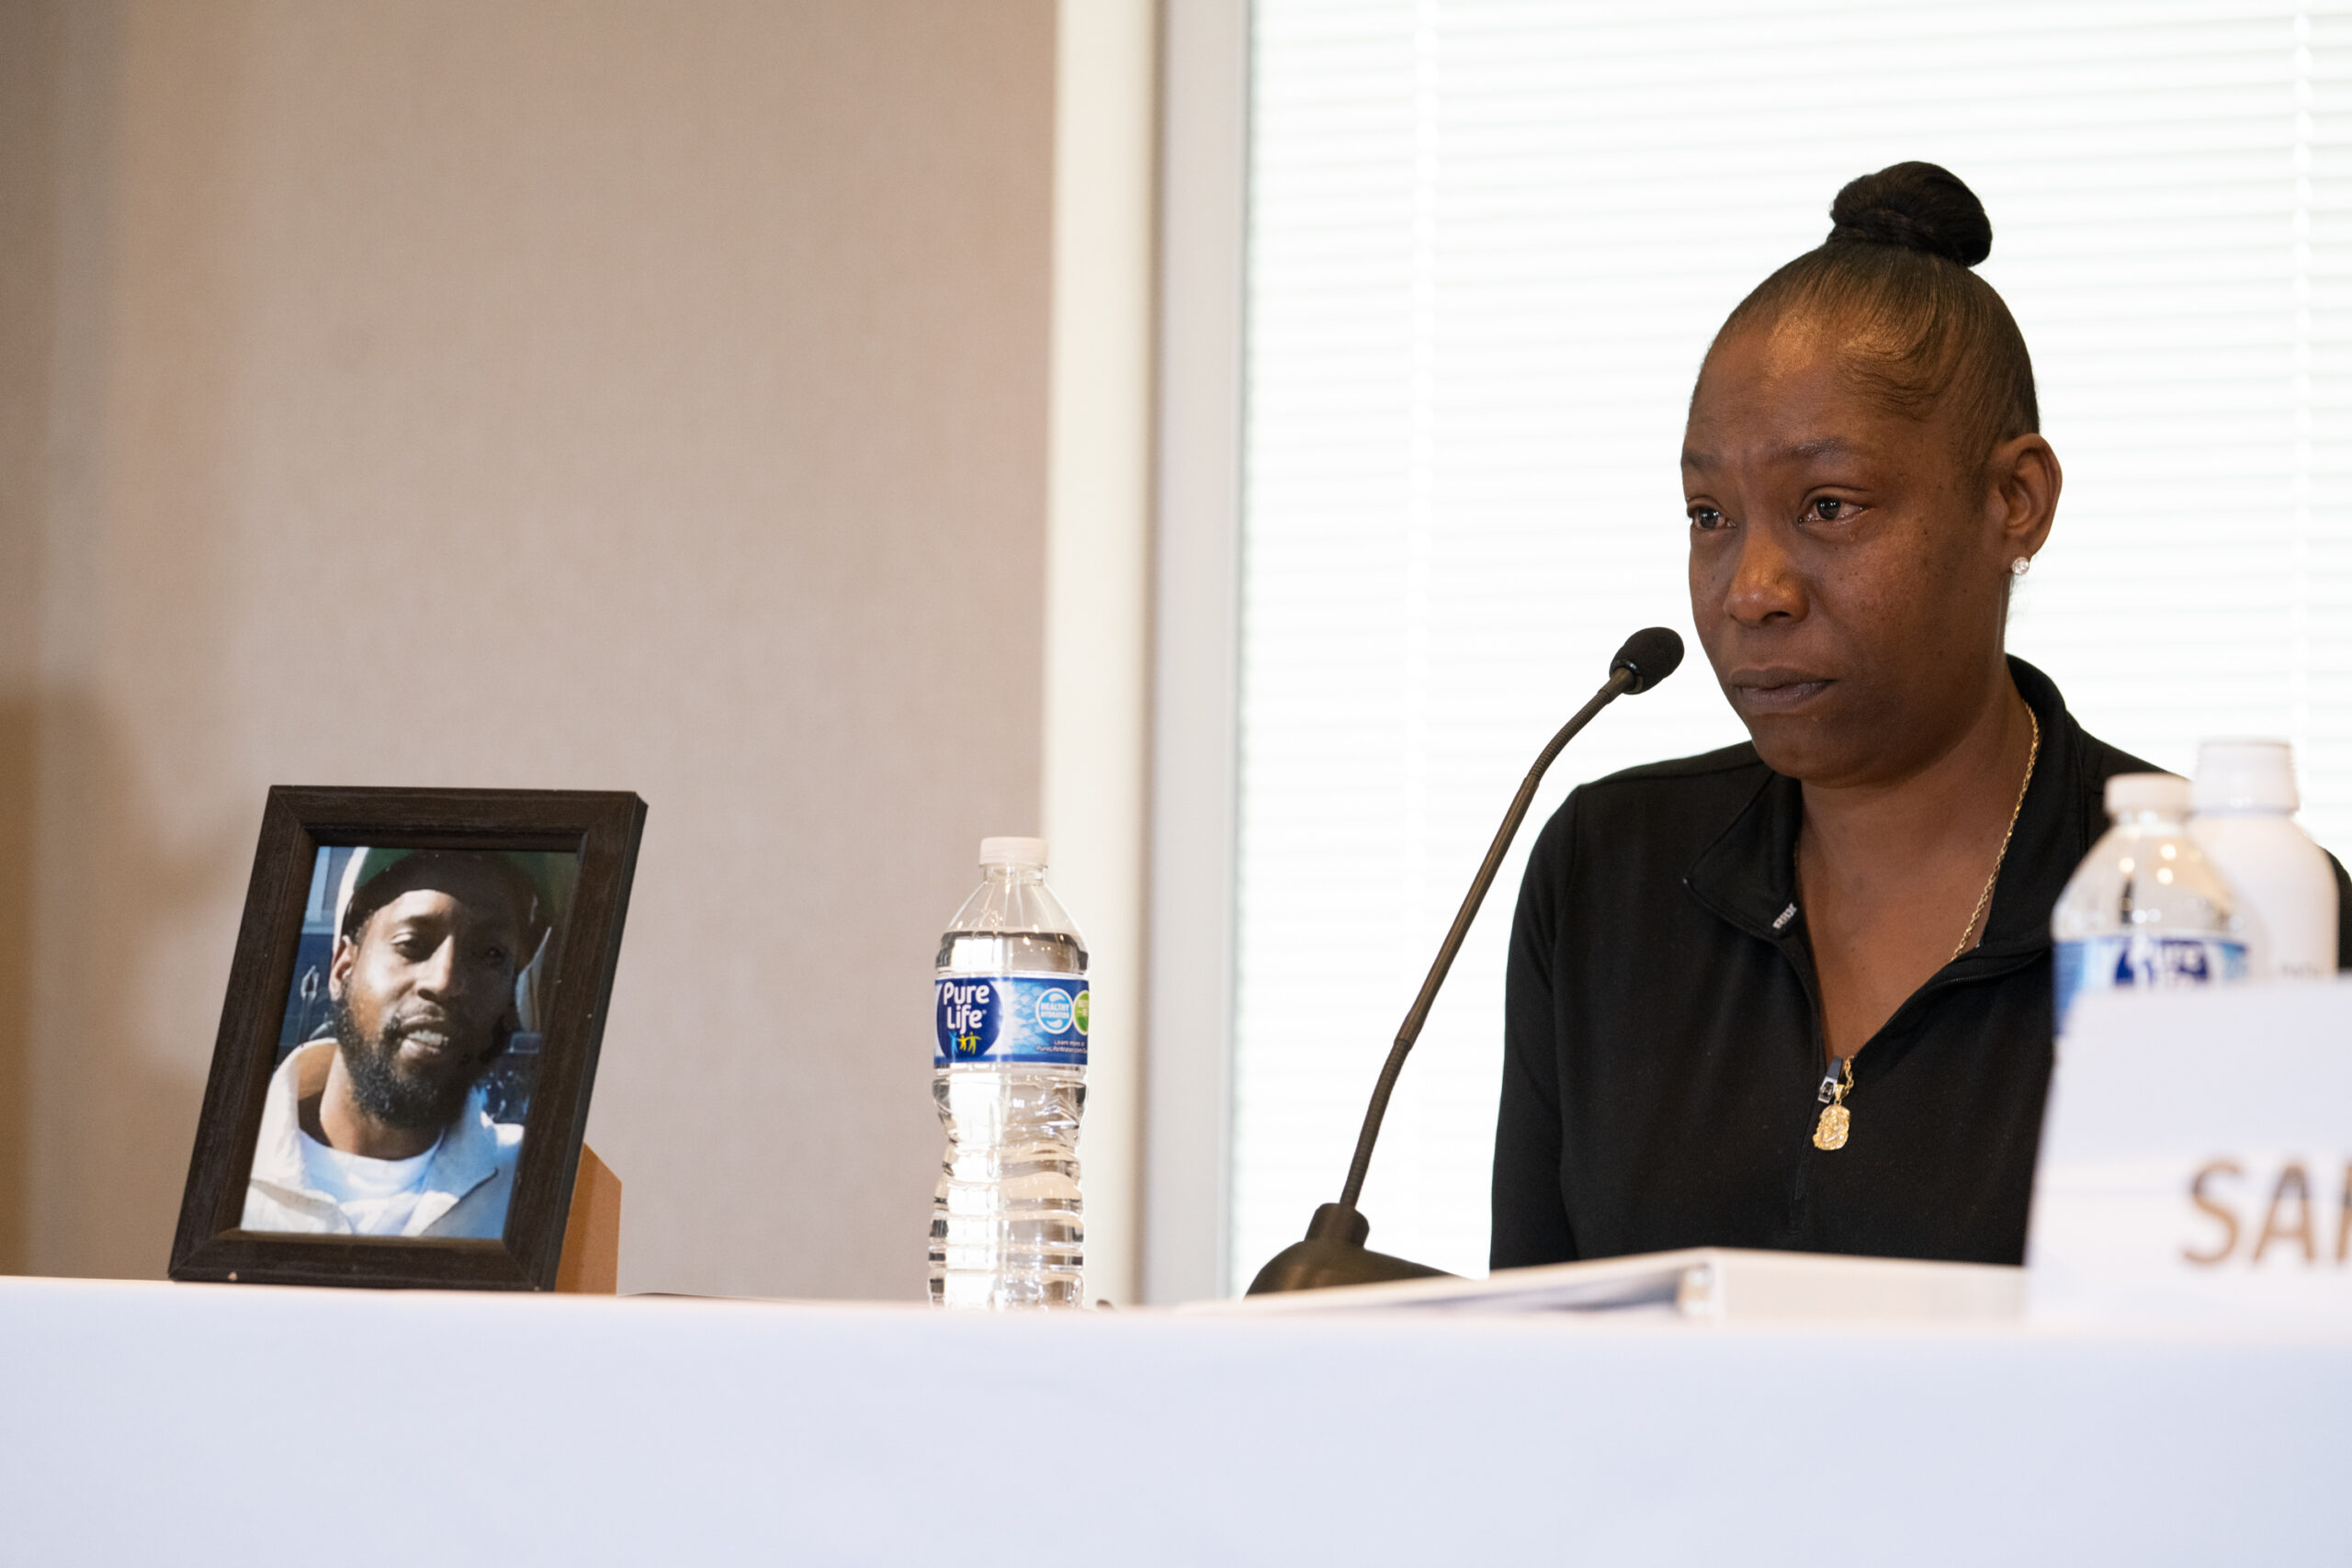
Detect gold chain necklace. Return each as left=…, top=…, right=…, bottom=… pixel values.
left=1813, top=706, right=2041, bottom=1153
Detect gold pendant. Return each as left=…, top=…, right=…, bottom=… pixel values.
left=1813, top=1102, right=1849, bottom=1151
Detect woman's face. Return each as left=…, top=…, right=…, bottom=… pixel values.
left=1682, top=312, right=2049, bottom=787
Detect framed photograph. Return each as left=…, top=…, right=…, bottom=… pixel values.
left=169, top=787, right=646, bottom=1290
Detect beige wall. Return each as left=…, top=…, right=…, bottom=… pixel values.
left=0, top=0, right=1057, bottom=1298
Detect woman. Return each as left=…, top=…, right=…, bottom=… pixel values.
left=1490, top=163, right=2351, bottom=1268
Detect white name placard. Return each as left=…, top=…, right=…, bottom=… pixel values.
left=2029, top=979, right=2352, bottom=1325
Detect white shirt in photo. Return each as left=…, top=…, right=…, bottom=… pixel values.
left=295, top=1129, right=446, bottom=1237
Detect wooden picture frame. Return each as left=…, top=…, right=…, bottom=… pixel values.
left=169, top=786, right=646, bottom=1291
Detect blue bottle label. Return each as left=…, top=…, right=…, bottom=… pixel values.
left=2053, top=933, right=2248, bottom=1036
left=934, top=976, right=1091, bottom=1066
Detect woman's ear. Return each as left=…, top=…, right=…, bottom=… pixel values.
left=1986, top=433, right=2061, bottom=565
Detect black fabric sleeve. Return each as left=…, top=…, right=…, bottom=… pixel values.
left=1490, top=791, right=1579, bottom=1270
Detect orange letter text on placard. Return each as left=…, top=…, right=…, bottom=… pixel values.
left=2183, top=1160, right=2241, bottom=1267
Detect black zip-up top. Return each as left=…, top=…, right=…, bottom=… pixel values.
left=1491, top=657, right=2352, bottom=1268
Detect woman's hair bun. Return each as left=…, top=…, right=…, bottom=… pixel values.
left=1826, top=162, right=1992, bottom=268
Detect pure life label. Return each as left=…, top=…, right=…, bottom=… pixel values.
left=934, top=976, right=1091, bottom=1066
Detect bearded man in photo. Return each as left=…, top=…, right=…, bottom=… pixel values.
left=243, top=851, right=548, bottom=1239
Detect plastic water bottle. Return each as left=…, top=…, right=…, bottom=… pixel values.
left=931, top=837, right=1089, bottom=1309
left=2188, top=739, right=2338, bottom=980
left=2052, top=773, right=2246, bottom=1036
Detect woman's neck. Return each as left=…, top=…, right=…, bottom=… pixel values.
left=1800, top=672, right=2036, bottom=864
left=1795, top=668, right=2039, bottom=1056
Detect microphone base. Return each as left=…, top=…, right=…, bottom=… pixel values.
left=1244, top=1203, right=1455, bottom=1295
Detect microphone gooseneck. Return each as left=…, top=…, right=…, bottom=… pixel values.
left=1247, top=627, right=1686, bottom=1295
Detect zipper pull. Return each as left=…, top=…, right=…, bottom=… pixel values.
left=1816, top=1068, right=1840, bottom=1106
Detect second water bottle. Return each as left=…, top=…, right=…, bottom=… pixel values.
left=2052, top=773, right=2245, bottom=1036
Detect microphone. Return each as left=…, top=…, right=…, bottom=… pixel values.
left=1245, top=627, right=1686, bottom=1295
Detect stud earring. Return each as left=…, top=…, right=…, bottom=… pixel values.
left=2009, top=556, right=2032, bottom=577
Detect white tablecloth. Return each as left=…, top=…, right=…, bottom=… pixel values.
left=3, top=1274, right=2344, bottom=1565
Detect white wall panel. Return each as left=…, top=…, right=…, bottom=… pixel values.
left=2, top=0, right=1056, bottom=1296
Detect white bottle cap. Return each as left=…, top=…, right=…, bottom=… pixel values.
left=978, top=836, right=1048, bottom=871
left=2192, top=738, right=2300, bottom=814
left=2105, top=772, right=2190, bottom=818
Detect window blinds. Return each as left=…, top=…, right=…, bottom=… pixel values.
left=1234, top=0, right=2352, bottom=1281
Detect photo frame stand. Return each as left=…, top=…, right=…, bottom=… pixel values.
left=555, top=1145, right=621, bottom=1294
